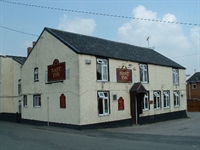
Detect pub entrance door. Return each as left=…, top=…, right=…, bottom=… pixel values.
left=130, top=83, right=147, bottom=125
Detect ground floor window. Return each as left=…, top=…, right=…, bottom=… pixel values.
left=98, top=91, right=110, bottom=116
left=174, top=91, right=180, bottom=107
left=163, top=91, right=170, bottom=108
left=23, top=95, right=27, bottom=107
left=154, top=91, right=161, bottom=109
left=33, top=95, right=41, bottom=107
left=143, top=92, right=149, bottom=110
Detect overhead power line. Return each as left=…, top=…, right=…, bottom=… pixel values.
left=172, top=53, right=200, bottom=59
left=0, top=0, right=199, bottom=26
left=0, top=25, right=38, bottom=37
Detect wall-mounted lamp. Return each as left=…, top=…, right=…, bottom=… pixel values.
left=133, top=67, right=136, bottom=71
left=121, top=65, right=127, bottom=70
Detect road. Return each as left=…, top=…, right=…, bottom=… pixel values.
left=0, top=121, right=199, bottom=150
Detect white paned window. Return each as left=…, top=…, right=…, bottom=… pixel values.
left=192, top=83, right=196, bottom=89
left=163, top=91, right=170, bottom=108
left=174, top=91, right=180, bottom=107
left=143, top=92, right=149, bottom=110
left=140, top=64, right=148, bottom=83
left=33, top=95, right=41, bottom=107
left=98, top=91, right=109, bottom=116
left=96, top=59, right=108, bottom=81
left=154, top=91, right=161, bottom=109
left=34, top=68, right=39, bottom=81
left=173, top=69, right=179, bottom=84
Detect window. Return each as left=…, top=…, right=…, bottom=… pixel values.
left=174, top=91, right=179, bottom=107
left=140, top=64, right=148, bottom=83
left=18, top=79, right=21, bottom=95
left=154, top=91, right=161, bottom=109
left=163, top=91, right=170, bottom=108
left=33, top=95, right=41, bottom=107
left=23, top=95, right=27, bottom=107
left=98, top=91, right=110, bottom=116
left=173, top=69, right=179, bottom=84
left=192, top=83, right=196, bottom=89
left=34, top=68, right=39, bottom=81
left=143, top=92, right=149, bottom=110
left=96, top=58, right=108, bottom=81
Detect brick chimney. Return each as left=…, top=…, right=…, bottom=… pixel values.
left=27, top=47, right=32, bottom=56
left=27, top=41, right=36, bottom=56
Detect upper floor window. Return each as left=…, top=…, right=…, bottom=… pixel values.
left=96, top=58, right=108, bottom=81
left=23, top=95, right=27, bottom=107
left=34, top=68, right=39, bottom=81
left=18, top=79, right=21, bottom=95
left=143, top=92, right=149, bottom=110
left=140, top=64, right=148, bottom=83
left=174, top=91, right=180, bottom=107
left=192, top=83, right=196, bottom=89
left=97, top=91, right=110, bottom=116
left=154, top=91, right=161, bottom=109
left=163, top=91, right=170, bottom=108
left=33, top=95, right=41, bottom=107
left=173, top=69, right=179, bottom=84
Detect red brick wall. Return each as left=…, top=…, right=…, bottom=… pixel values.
left=187, top=82, right=200, bottom=100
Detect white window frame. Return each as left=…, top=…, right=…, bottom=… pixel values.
left=192, top=83, right=196, bottom=89
left=163, top=91, right=170, bottom=108
left=173, top=69, right=179, bottom=84
left=143, top=92, right=149, bottom=111
left=174, top=91, right=180, bottom=107
left=154, top=91, right=161, bottom=109
left=34, top=68, right=39, bottom=81
left=97, top=91, right=110, bottom=116
left=140, top=64, right=148, bottom=83
left=23, top=95, right=27, bottom=107
left=96, top=59, right=108, bottom=81
left=33, top=95, right=41, bottom=107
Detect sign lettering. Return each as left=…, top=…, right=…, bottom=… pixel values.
left=117, top=68, right=132, bottom=83
left=48, top=60, right=66, bottom=82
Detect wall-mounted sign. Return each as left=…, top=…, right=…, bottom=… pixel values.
left=150, top=100, right=153, bottom=104
left=116, top=68, right=132, bottom=83
left=48, top=59, right=66, bottom=82
left=118, top=97, right=124, bottom=111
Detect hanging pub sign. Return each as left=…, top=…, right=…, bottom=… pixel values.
left=116, top=68, right=132, bottom=83
left=48, top=59, right=66, bottom=82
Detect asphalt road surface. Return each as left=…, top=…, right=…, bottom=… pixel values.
left=0, top=120, right=199, bottom=150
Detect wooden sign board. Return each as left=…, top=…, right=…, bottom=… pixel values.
left=48, top=59, right=66, bottom=82
left=117, top=68, right=132, bottom=83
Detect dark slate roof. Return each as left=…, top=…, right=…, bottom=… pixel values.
left=44, top=27, right=185, bottom=69
left=187, top=72, right=200, bottom=83
left=6, top=55, right=26, bottom=65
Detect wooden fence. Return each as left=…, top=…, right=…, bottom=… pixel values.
left=187, top=100, right=200, bottom=112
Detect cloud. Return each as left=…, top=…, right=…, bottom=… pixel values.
left=23, top=41, right=32, bottom=48
left=117, top=5, right=200, bottom=75
left=57, top=14, right=96, bottom=35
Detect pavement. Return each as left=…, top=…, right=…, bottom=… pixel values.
left=100, top=112, right=200, bottom=137
left=1, top=112, right=200, bottom=138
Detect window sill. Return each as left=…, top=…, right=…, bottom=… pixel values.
left=34, top=80, right=39, bottom=82
left=154, top=108, right=161, bottom=110
left=98, top=114, right=109, bottom=117
left=24, top=106, right=27, bottom=108
left=174, top=105, right=179, bottom=108
left=143, top=108, right=149, bottom=111
left=34, top=106, right=41, bottom=108
left=141, top=81, right=149, bottom=84
left=164, top=107, right=170, bottom=109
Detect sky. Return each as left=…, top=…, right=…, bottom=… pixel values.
left=0, top=0, right=200, bottom=77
